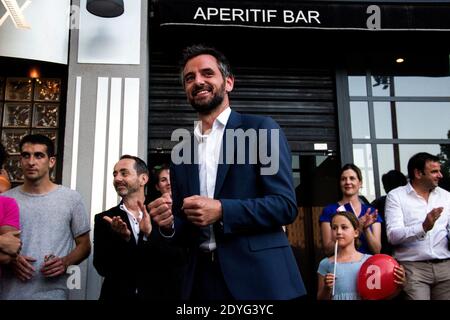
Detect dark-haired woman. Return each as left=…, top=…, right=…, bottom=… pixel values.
left=319, top=164, right=382, bottom=256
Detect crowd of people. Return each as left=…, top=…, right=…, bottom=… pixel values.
left=0, top=44, right=449, bottom=301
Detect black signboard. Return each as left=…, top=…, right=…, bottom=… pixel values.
left=157, top=0, right=450, bottom=31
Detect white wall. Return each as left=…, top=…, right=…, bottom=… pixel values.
left=63, top=0, right=148, bottom=300
left=78, top=0, right=140, bottom=64
left=0, top=0, right=70, bottom=64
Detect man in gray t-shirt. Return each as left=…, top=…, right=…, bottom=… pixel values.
left=0, top=134, right=90, bottom=300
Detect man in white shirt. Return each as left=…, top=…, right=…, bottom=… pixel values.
left=385, top=152, right=450, bottom=300
left=148, top=44, right=306, bottom=300
left=93, top=155, right=171, bottom=300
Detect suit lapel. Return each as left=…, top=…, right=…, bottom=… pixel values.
left=214, top=110, right=242, bottom=198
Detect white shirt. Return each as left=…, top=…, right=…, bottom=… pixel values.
left=385, top=183, right=450, bottom=261
left=194, top=107, right=231, bottom=251
left=120, top=203, right=144, bottom=244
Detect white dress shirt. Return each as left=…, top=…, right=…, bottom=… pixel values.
left=120, top=203, right=144, bottom=243
left=194, top=107, right=231, bottom=251
left=385, top=183, right=450, bottom=261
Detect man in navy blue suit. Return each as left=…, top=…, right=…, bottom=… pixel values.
left=149, top=44, right=306, bottom=300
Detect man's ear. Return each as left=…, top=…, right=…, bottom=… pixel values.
left=140, top=173, right=149, bottom=186
left=49, top=156, right=57, bottom=169
left=414, top=168, right=423, bottom=180
left=225, top=75, right=234, bottom=93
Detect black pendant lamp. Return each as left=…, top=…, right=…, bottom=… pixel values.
left=86, top=0, right=124, bottom=18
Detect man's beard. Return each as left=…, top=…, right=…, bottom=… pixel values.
left=190, top=84, right=226, bottom=115
left=114, top=182, right=139, bottom=197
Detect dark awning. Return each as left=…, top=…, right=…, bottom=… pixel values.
left=156, top=0, right=450, bottom=31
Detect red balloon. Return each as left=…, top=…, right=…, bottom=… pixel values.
left=357, top=254, right=400, bottom=300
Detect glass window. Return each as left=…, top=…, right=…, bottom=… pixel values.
left=396, top=102, right=450, bottom=139
left=3, top=103, right=32, bottom=127
left=5, top=78, right=32, bottom=101
left=350, top=102, right=370, bottom=139
left=371, top=76, right=391, bottom=97
left=292, top=154, right=300, bottom=169
left=292, top=171, right=300, bottom=189
left=377, top=144, right=397, bottom=196
left=353, top=144, right=375, bottom=202
left=0, top=77, right=61, bottom=183
left=348, top=76, right=367, bottom=96
left=315, top=155, right=328, bottom=167
left=374, top=102, right=393, bottom=139
left=347, top=62, right=450, bottom=198
left=394, top=76, right=450, bottom=97
left=34, top=79, right=61, bottom=102
left=398, top=144, right=443, bottom=175
left=291, top=154, right=300, bottom=188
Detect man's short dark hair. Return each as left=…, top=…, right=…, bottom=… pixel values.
left=382, top=170, right=407, bottom=193
left=19, top=134, right=55, bottom=157
left=407, top=152, right=440, bottom=181
left=120, top=155, right=148, bottom=176
left=179, top=44, right=233, bottom=86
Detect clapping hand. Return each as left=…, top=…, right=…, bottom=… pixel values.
left=103, top=215, right=131, bottom=242
left=422, top=207, right=443, bottom=232
left=359, top=208, right=378, bottom=230
left=138, top=200, right=152, bottom=237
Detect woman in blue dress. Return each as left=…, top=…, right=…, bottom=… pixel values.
left=320, top=163, right=382, bottom=256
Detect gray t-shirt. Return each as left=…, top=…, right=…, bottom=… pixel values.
left=0, top=185, right=90, bottom=300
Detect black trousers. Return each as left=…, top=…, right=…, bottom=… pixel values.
left=190, top=250, right=234, bottom=301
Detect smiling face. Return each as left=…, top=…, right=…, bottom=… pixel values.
left=182, top=54, right=234, bottom=115
left=155, top=169, right=171, bottom=195
left=113, top=158, right=147, bottom=198
left=415, top=160, right=443, bottom=190
left=340, top=169, right=362, bottom=198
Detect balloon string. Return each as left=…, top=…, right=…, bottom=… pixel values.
left=332, top=240, right=338, bottom=297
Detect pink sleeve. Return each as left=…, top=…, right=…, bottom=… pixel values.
left=0, top=196, right=20, bottom=229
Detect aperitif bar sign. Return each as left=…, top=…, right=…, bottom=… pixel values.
left=159, top=0, right=450, bottom=31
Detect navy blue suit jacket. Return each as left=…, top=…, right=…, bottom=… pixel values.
left=171, top=110, right=306, bottom=300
